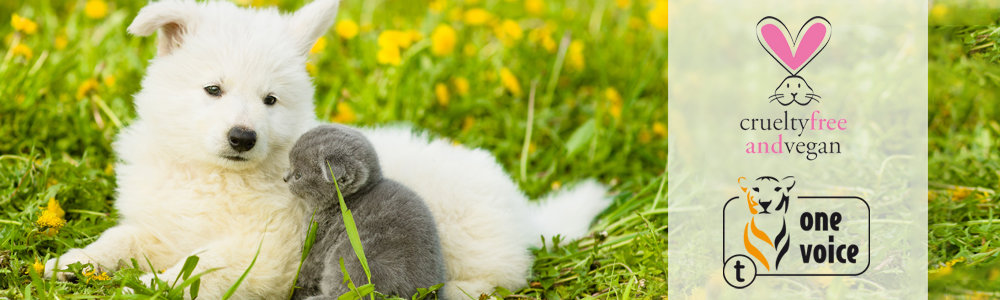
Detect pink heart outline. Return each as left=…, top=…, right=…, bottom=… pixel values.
left=756, top=16, right=832, bottom=75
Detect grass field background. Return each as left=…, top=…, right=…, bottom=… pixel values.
left=0, top=0, right=667, bottom=298
left=927, top=22, right=1000, bottom=298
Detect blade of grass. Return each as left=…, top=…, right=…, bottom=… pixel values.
left=328, top=161, right=371, bottom=280
left=289, top=208, right=321, bottom=299
left=221, top=233, right=266, bottom=300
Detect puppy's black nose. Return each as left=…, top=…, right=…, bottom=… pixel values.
left=228, top=127, right=257, bottom=152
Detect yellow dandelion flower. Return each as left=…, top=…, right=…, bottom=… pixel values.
left=452, top=77, right=469, bottom=96
left=55, top=34, right=69, bottom=50
left=306, top=62, right=318, bottom=76
left=541, top=35, right=557, bottom=53
left=45, top=197, right=65, bottom=218
left=84, top=269, right=111, bottom=281
left=463, top=43, right=477, bottom=57
left=435, top=83, right=450, bottom=107
left=616, top=0, right=630, bottom=8
left=431, top=24, right=457, bottom=56
left=47, top=178, right=58, bottom=188
left=525, top=0, right=545, bottom=16
left=77, top=78, right=100, bottom=100
left=500, top=68, right=522, bottom=97
left=37, top=210, right=66, bottom=236
left=652, top=122, right=666, bottom=137
left=310, top=36, right=327, bottom=54
left=609, top=105, right=622, bottom=119
left=462, top=115, right=476, bottom=132
left=567, top=39, right=585, bottom=71
left=406, top=29, right=423, bottom=42
left=376, top=45, right=402, bottom=65
left=933, top=265, right=953, bottom=276
left=648, top=0, right=668, bottom=30
left=336, top=20, right=359, bottom=39
left=494, top=19, right=523, bottom=45
left=605, top=87, right=623, bottom=104
left=85, top=0, right=109, bottom=19
left=605, top=87, right=623, bottom=119
left=464, top=9, right=492, bottom=25
left=103, top=75, right=116, bottom=88
left=11, top=14, right=38, bottom=34
left=331, top=102, right=357, bottom=123
left=32, top=259, right=45, bottom=276
left=12, top=44, right=32, bottom=60
left=930, top=4, right=947, bottom=19
left=952, top=187, right=972, bottom=201
left=529, top=26, right=557, bottom=53
left=551, top=181, right=561, bottom=190
left=378, top=30, right=413, bottom=49
left=429, top=0, right=446, bottom=12
left=105, top=163, right=115, bottom=175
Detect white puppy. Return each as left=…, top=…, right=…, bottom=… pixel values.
left=45, top=1, right=611, bottom=299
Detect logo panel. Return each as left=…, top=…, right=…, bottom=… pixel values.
left=722, top=176, right=870, bottom=288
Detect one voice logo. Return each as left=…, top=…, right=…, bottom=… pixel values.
left=722, top=176, right=870, bottom=289
left=757, top=16, right=831, bottom=106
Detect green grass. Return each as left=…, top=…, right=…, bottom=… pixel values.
left=928, top=23, right=1000, bottom=298
left=0, top=0, right=667, bottom=298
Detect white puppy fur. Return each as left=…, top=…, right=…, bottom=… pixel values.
left=44, top=1, right=611, bottom=299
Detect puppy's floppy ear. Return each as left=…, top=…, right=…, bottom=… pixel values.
left=288, top=0, right=340, bottom=56
left=127, top=0, right=199, bottom=56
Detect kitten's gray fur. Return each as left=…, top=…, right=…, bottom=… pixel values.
left=286, top=124, right=447, bottom=300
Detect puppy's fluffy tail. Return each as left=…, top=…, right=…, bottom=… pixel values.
left=527, top=179, right=612, bottom=247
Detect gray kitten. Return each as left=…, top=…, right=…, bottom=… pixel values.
left=286, top=124, right=447, bottom=300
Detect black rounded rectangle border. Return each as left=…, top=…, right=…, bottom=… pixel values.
left=723, top=196, right=870, bottom=277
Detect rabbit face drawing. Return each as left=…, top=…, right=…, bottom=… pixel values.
left=770, top=76, right=821, bottom=106
left=756, top=17, right=831, bottom=106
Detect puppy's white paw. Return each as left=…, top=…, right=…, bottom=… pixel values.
left=44, top=249, right=92, bottom=281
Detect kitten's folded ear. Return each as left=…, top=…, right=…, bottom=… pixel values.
left=127, top=0, right=200, bottom=56
left=288, top=0, right=341, bottom=56
left=320, top=158, right=346, bottom=184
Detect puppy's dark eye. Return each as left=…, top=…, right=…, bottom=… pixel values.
left=204, top=85, right=222, bottom=96
left=798, top=83, right=801, bottom=88
left=774, top=187, right=782, bottom=192
left=786, top=84, right=789, bottom=88
left=295, top=172, right=302, bottom=180
left=264, top=95, right=277, bottom=106
left=752, top=187, right=759, bottom=192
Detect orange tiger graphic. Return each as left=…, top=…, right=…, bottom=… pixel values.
left=738, top=176, right=794, bottom=271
